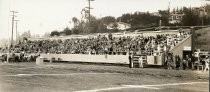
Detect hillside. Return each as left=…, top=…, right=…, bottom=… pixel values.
left=195, top=27, right=210, bottom=51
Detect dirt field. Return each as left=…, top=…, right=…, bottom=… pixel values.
left=0, top=62, right=209, bottom=92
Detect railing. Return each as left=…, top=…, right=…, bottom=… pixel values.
left=0, top=50, right=166, bottom=56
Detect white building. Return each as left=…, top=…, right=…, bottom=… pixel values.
left=107, top=22, right=131, bottom=30
left=169, top=13, right=184, bottom=24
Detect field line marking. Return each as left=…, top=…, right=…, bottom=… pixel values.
left=74, top=82, right=208, bottom=92
left=124, top=82, right=208, bottom=87
left=0, top=73, right=120, bottom=77
left=123, top=85, right=160, bottom=89
left=74, top=86, right=128, bottom=92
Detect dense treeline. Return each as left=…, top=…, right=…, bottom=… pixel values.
left=50, top=5, right=210, bottom=36
left=117, top=12, right=160, bottom=28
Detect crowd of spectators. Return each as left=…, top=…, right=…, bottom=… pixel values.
left=0, top=31, right=190, bottom=56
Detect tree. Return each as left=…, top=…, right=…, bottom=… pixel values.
left=0, top=39, right=9, bottom=48
left=63, top=27, right=72, bottom=35
left=97, top=20, right=107, bottom=33
left=31, top=34, right=40, bottom=38
left=206, top=4, right=210, bottom=17
left=101, top=16, right=116, bottom=25
left=72, top=17, right=79, bottom=27
left=181, top=7, right=199, bottom=26
left=205, top=4, right=210, bottom=25
left=172, top=8, right=176, bottom=13
left=42, top=32, right=50, bottom=38
left=116, top=12, right=160, bottom=28
left=158, top=10, right=169, bottom=26
left=85, top=15, right=99, bottom=33
left=18, top=30, right=31, bottom=42
left=50, top=30, right=60, bottom=36
left=112, top=23, right=119, bottom=32
left=21, top=30, right=31, bottom=38
left=112, top=23, right=118, bottom=29
left=117, top=13, right=132, bottom=23
left=71, top=28, right=80, bottom=34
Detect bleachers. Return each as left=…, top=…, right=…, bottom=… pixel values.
left=0, top=30, right=193, bottom=66
left=2, top=31, right=190, bottom=55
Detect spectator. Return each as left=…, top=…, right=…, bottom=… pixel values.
left=182, top=59, right=187, bottom=70
left=201, top=56, right=206, bottom=71
left=1, top=31, right=190, bottom=56
left=175, top=55, right=181, bottom=70
left=185, top=55, right=191, bottom=68
left=167, top=56, right=173, bottom=70
left=204, top=56, right=209, bottom=71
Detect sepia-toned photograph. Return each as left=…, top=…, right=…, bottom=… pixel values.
left=0, top=0, right=209, bottom=92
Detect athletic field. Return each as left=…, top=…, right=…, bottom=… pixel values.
left=0, top=62, right=208, bottom=92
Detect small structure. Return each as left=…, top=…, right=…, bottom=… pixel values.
left=36, top=57, right=44, bottom=65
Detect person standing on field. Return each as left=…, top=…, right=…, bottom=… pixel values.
left=129, top=54, right=133, bottom=68
left=139, top=56, right=144, bottom=68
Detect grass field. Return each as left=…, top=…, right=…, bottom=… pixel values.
left=0, top=28, right=209, bottom=92
left=195, top=27, right=210, bottom=51
left=0, top=62, right=208, bottom=92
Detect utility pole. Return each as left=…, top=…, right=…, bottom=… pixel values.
left=7, top=11, right=18, bottom=63
left=191, top=27, right=195, bottom=68
left=86, top=0, right=94, bottom=33
left=202, top=5, right=206, bottom=28
left=168, top=1, right=171, bottom=13
left=10, top=11, right=18, bottom=48
left=159, top=19, right=162, bottom=30
left=88, top=0, right=91, bottom=23
left=14, top=20, right=19, bottom=44
left=87, top=0, right=94, bottom=23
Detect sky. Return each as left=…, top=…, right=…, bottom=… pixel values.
left=0, top=0, right=209, bottom=41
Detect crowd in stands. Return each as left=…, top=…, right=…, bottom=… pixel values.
left=1, top=31, right=208, bottom=71
left=0, top=52, right=38, bottom=62
left=0, top=31, right=190, bottom=56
